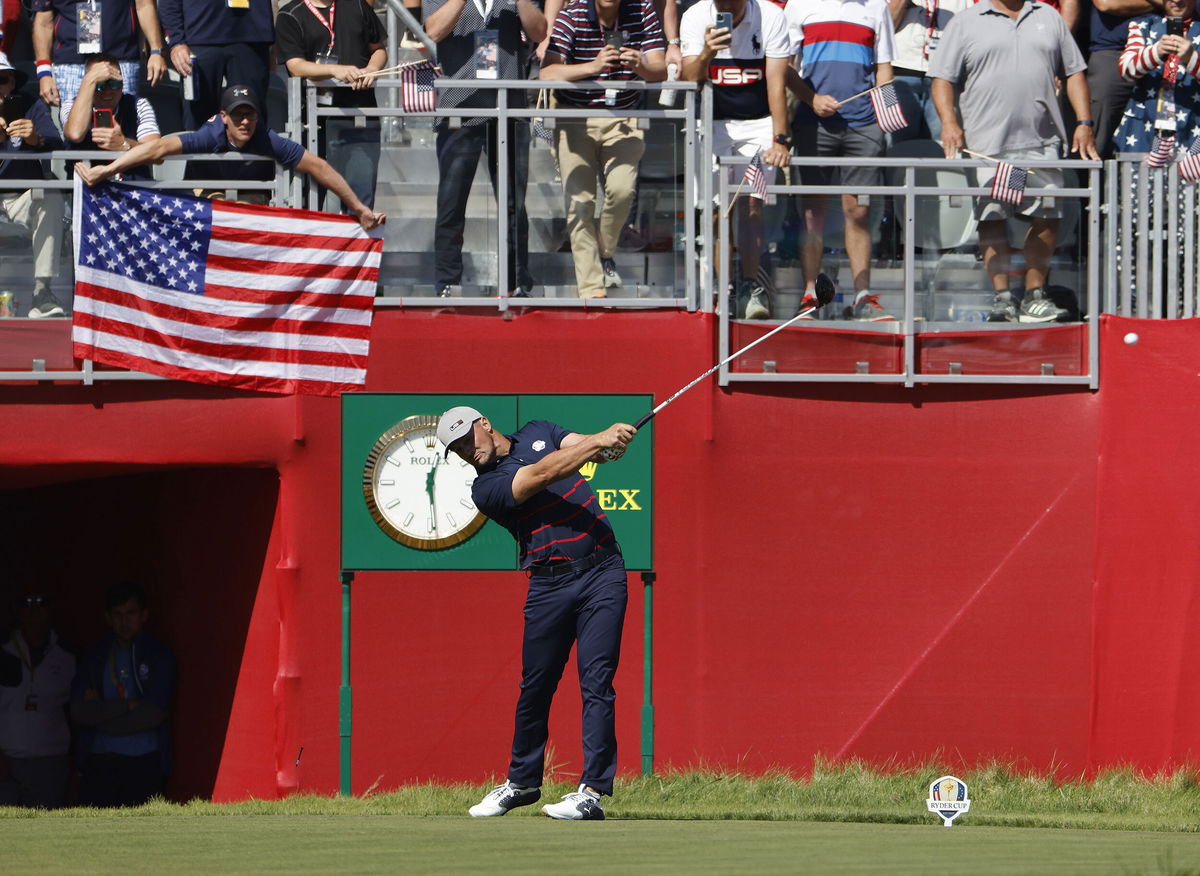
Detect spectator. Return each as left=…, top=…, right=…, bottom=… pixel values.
left=63, top=53, right=161, bottom=183
left=31, top=0, right=166, bottom=123
left=70, top=581, right=176, bottom=808
left=680, top=0, right=792, bottom=320
left=887, top=0, right=972, bottom=144
left=75, top=85, right=387, bottom=229
left=0, top=50, right=66, bottom=319
left=786, top=0, right=899, bottom=321
left=1090, top=0, right=1164, bottom=158
left=276, top=0, right=388, bottom=213
left=158, top=0, right=274, bottom=130
left=540, top=0, right=667, bottom=298
left=1113, top=0, right=1200, bottom=156
left=423, top=0, right=547, bottom=297
left=930, top=0, right=1099, bottom=323
left=0, top=591, right=76, bottom=808
left=540, top=0, right=681, bottom=71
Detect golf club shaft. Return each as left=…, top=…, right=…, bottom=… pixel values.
left=633, top=303, right=818, bottom=430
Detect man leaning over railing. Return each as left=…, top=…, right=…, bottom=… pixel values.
left=0, top=51, right=66, bottom=319
left=540, top=0, right=666, bottom=299
left=276, top=0, right=389, bottom=213
left=930, top=0, right=1098, bottom=324
left=74, top=85, right=387, bottom=230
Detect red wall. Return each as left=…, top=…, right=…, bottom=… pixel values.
left=0, top=312, right=1196, bottom=801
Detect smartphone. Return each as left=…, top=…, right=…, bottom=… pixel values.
left=1167, top=16, right=1185, bottom=35
left=0, top=94, right=24, bottom=125
left=606, top=30, right=624, bottom=49
left=715, top=11, right=733, bottom=33
left=93, top=108, right=114, bottom=128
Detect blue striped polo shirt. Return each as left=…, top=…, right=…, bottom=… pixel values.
left=471, top=420, right=617, bottom=569
left=546, top=0, right=666, bottom=109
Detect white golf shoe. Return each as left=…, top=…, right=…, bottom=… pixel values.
left=468, top=781, right=541, bottom=817
left=542, top=784, right=605, bottom=820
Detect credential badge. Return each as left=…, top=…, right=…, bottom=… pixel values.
left=927, top=775, right=970, bottom=827
left=532, top=440, right=546, bottom=451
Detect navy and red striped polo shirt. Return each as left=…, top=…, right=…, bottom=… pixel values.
left=471, top=420, right=617, bottom=569
left=545, top=0, right=666, bottom=109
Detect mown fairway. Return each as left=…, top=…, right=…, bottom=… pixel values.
left=7, top=816, right=1200, bottom=874
left=7, top=767, right=1200, bottom=874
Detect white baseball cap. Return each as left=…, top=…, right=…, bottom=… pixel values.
left=437, top=406, right=483, bottom=458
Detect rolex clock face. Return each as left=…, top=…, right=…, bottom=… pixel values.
left=362, top=414, right=487, bottom=550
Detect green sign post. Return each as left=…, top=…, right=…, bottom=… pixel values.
left=338, top=394, right=655, bottom=794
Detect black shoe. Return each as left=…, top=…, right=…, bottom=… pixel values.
left=28, top=288, right=65, bottom=318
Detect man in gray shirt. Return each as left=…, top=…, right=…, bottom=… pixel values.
left=930, top=0, right=1098, bottom=323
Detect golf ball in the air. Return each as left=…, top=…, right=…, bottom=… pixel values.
left=1124, top=332, right=1139, bottom=345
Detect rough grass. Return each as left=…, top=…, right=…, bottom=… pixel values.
left=3, top=759, right=1198, bottom=832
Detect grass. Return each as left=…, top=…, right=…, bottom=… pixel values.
left=5, top=762, right=1200, bottom=874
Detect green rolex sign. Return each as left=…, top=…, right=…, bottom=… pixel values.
left=341, top=394, right=654, bottom=571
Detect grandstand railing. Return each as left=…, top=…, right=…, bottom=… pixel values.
left=0, top=75, right=1194, bottom=388
left=714, top=154, right=1103, bottom=387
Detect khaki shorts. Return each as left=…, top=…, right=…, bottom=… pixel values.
left=972, top=143, right=1065, bottom=221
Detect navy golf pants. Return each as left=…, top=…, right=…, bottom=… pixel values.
left=508, top=553, right=628, bottom=796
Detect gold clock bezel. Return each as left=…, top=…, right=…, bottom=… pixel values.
left=362, top=414, right=487, bottom=551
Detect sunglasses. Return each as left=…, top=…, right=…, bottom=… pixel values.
left=94, top=78, right=123, bottom=93
left=19, top=596, right=51, bottom=607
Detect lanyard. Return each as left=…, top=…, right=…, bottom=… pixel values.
left=304, top=0, right=336, bottom=52
left=107, top=644, right=132, bottom=700
left=923, top=0, right=939, bottom=58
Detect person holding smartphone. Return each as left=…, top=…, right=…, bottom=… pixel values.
left=1113, top=0, right=1200, bottom=158
left=63, top=54, right=161, bottom=182
left=0, top=51, right=67, bottom=319
left=540, top=0, right=667, bottom=298
left=680, top=0, right=793, bottom=320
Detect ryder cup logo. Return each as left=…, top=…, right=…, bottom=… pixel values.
left=927, top=776, right=970, bottom=827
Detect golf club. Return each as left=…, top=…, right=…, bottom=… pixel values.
left=598, top=273, right=836, bottom=461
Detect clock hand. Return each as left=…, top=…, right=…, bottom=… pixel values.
left=425, top=466, right=438, bottom=533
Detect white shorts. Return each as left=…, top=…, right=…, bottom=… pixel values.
left=709, top=116, right=777, bottom=202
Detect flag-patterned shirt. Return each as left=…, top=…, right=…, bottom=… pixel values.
left=470, top=420, right=618, bottom=568
left=680, top=0, right=792, bottom=121
left=1114, top=15, right=1200, bottom=154
left=785, top=0, right=897, bottom=129
left=546, top=0, right=666, bottom=109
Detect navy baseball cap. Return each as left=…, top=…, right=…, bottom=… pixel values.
left=220, top=85, right=261, bottom=115
left=438, top=406, right=482, bottom=458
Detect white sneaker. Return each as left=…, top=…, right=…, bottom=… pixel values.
left=542, top=784, right=605, bottom=820
left=1018, top=288, right=1070, bottom=323
left=468, top=781, right=541, bottom=817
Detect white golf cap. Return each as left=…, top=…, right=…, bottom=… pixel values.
left=437, top=405, right=483, bottom=458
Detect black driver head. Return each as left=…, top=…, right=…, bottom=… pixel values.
left=814, top=272, right=836, bottom=306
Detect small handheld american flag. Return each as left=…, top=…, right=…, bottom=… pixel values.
left=399, top=60, right=439, bottom=113
left=868, top=82, right=908, bottom=135
left=1179, top=137, right=1200, bottom=181
left=743, top=149, right=769, bottom=201
left=989, top=160, right=1027, bottom=206
left=1145, top=134, right=1176, bottom=169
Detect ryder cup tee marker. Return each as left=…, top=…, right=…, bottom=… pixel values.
left=927, top=776, right=970, bottom=827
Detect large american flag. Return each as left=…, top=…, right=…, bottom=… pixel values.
left=868, top=82, right=908, bottom=135
left=1179, top=137, right=1200, bottom=182
left=71, top=180, right=382, bottom=396
left=989, top=160, right=1027, bottom=206
left=743, top=149, right=769, bottom=201
left=399, top=60, right=439, bottom=113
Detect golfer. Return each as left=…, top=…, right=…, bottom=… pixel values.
left=73, top=85, right=386, bottom=230
left=438, top=405, right=636, bottom=820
